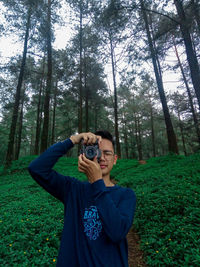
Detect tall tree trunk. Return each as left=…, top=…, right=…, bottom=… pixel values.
left=51, top=80, right=57, bottom=145
left=15, top=99, right=24, bottom=160
left=109, top=35, right=121, bottom=158
left=140, top=0, right=178, bottom=154
left=191, top=0, right=200, bottom=36
left=84, top=52, right=89, bottom=132
left=134, top=115, right=142, bottom=160
left=131, top=124, right=137, bottom=158
left=85, top=86, right=89, bottom=132
left=78, top=3, right=83, bottom=134
left=121, top=103, right=128, bottom=158
left=150, top=105, right=156, bottom=157
left=15, top=84, right=26, bottom=160
left=5, top=7, right=32, bottom=167
left=134, top=116, right=138, bottom=156
left=34, top=58, right=45, bottom=155
left=123, top=121, right=129, bottom=159
left=94, top=106, right=98, bottom=132
left=177, top=109, right=187, bottom=155
left=137, top=117, right=143, bottom=160
left=40, top=0, right=52, bottom=153
left=174, top=0, right=200, bottom=111
left=173, top=38, right=200, bottom=145
left=30, top=125, right=35, bottom=155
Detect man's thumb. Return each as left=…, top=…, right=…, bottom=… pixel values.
left=93, top=156, right=98, bottom=163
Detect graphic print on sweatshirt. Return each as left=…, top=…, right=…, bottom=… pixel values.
left=83, top=206, right=102, bottom=240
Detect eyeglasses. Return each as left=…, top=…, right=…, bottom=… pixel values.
left=101, top=150, right=114, bottom=160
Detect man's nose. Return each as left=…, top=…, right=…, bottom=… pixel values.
left=100, top=151, right=106, bottom=160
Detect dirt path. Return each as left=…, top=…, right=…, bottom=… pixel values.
left=127, top=227, right=147, bottom=267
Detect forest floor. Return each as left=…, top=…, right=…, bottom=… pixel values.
left=127, top=227, right=147, bottom=267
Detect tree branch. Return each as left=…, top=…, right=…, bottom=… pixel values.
left=140, top=7, right=179, bottom=25
left=119, top=4, right=180, bottom=25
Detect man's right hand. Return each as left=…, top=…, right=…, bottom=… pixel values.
left=70, top=132, right=102, bottom=145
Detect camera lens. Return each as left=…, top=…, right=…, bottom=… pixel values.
left=85, top=146, right=96, bottom=159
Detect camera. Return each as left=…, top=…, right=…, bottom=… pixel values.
left=80, top=140, right=101, bottom=162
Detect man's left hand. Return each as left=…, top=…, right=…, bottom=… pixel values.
left=78, top=154, right=102, bottom=184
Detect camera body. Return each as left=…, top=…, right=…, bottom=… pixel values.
left=80, top=140, right=101, bottom=162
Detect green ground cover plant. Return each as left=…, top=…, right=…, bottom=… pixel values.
left=113, top=154, right=200, bottom=266
left=0, top=153, right=200, bottom=266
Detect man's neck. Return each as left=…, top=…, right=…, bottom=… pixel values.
left=103, top=175, right=115, bottom=187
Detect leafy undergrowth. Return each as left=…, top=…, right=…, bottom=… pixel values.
left=113, top=154, right=200, bottom=266
left=0, top=153, right=200, bottom=266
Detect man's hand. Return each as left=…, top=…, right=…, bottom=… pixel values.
left=70, top=132, right=102, bottom=145
left=78, top=154, right=102, bottom=184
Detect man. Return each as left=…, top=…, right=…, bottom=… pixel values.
left=28, top=131, right=136, bottom=267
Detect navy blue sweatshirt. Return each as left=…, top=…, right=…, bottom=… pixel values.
left=28, top=139, right=136, bottom=267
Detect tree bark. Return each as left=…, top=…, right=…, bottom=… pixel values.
left=131, top=124, right=137, bottom=158
left=137, top=117, right=143, bottom=160
left=30, top=125, right=35, bottom=155
left=15, top=100, right=24, bottom=160
left=15, top=84, right=26, bottom=160
left=121, top=101, right=129, bottom=158
left=123, top=121, right=129, bottom=159
left=78, top=2, right=83, bottom=134
left=5, top=7, right=32, bottom=167
left=174, top=0, right=200, bottom=111
left=51, top=80, right=57, bottom=145
left=173, top=38, right=200, bottom=145
left=94, top=105, right=98, bottom=132
left=150, top=105, right=156, bottom=157
left=40, top=0, right=52, bottom=153
left=85, top=86, right=89, bottom=132
left=177, top=109, right=187, bottom=155
left=109, top=35, right=121, bottom=158
left=34, top=58, right=45, bottom=155
left=84, top=52, right=89, bottom=132
left=140, top=0, right=179, bottom=154
left=134, top=115, right=143, bottom=160
left=190, top=0, right=200, bottom=36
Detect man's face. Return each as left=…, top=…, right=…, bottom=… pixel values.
left=98, top=139, right=117, bottom=177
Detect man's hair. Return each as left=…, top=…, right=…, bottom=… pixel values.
left=95, top=130, right=115, bottom=149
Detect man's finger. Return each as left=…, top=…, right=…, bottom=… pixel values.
left=96, top=135, right=102, bottom=144
left=87, top=135, right=95, bottom=144
left=82, top=154, right=95, bottom=165
left=78, top=166, right=86, bottom=173
left=93, top=156, right=98, bottom=164
left=81, top=132, right=100, bottom=145
left=82, top=153, right=89, bottom=162
left=79, top=155, right=88, bottom=168
left=78, top=154, right=83, bottom=163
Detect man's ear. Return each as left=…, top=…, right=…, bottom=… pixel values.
left=114, top=155, right=118, bottom=165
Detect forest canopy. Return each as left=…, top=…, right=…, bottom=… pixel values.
left=0, top=0, right=200, bottom=166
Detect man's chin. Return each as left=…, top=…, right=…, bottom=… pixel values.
left=101, top=169, right=109, bottom=176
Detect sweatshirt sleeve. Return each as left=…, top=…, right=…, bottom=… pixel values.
left=28, top=138, right=76, bottom=203
left=91, top=179, right=136, bottom=243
